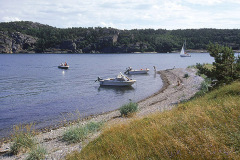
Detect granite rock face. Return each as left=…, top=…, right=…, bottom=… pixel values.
left=0, top=31, right=37, bottom=53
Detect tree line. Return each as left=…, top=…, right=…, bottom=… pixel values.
left=1, top=21, right=240, bottom=53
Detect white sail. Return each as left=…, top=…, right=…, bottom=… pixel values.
left=180, top=41, right=191, bottom=57
left=180, top=46, right=185, bottom=55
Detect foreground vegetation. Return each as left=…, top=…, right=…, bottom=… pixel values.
left=10, top=124, right=46, bottom=160
left=119, top=102, right=138, bottom=117
left=62, top=121, right=104, bottom=144
left=66, top=81, right=240, bottom=159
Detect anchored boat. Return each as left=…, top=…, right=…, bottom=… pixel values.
left=180, top=41, right=191, bottom=57
left=124, top=67, right=149, bottom=75
left=96, top=72, right=136, bottom=86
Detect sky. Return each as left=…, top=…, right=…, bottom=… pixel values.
left=1, top=0, right=240, bottom=30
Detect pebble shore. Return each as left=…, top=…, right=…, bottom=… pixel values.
left=0, top=68, right=203, bottom=160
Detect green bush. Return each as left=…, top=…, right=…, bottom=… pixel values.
left=62, top=121, right=103, bottom=144
left=10, top=133, right=35, bottom=155
left=194, top=78, right=211, bottom=97
left=183, top=73, right=189, bottom=78
left=119, top=102, right=138, bottom=117
left=10, top=124, right=35, bottom=155
left=197, top=43, right=240, bottom=86
left=26, top=146, right=47, bottom=160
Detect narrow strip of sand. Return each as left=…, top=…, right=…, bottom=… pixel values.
left=0, top=68, right=203, bottom=160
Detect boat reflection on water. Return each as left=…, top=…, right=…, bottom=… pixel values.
left=97, top=85, right=135, bottom=95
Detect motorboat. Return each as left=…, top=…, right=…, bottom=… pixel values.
left=58, top=63, right=69, bottom=69
left=96, top=72, right=136, bottom=86
left=124, top=67, right=149, bottom=75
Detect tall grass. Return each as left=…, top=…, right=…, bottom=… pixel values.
left=10, top=123, right=35, bottom=155
left=9, top=123, right=47, bottom=159
left=26, top=145, right=47, bottom=160
left=62, top=121, right=104, bottom=144
left=66, top=81, right=240, bottom=159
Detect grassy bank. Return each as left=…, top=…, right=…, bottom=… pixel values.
left=66, top=81, right=240, bottom=159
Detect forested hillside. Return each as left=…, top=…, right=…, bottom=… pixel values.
left=1, top=21, right=240, bottom=53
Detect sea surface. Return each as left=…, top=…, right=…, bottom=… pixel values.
left=0, top=53, right=214, bottom=138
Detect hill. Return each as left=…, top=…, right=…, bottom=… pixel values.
left=66, top=80, right=240, bottom=159
left=1, top=21, right=240, bottom=53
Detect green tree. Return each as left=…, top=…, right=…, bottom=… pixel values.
left=197, top=43, right=240, bottom=86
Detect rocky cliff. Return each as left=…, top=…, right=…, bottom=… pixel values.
left=0, top=31, right=37, bottom=53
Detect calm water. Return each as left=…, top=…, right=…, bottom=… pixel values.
left=0, top=53, right=214, bottom=138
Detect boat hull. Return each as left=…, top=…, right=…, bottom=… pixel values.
left=125, top=69, right=149, bottom=75
left=58, top=65, right=69, bottom=69
left=180, top=54, right=191, bottom=57
left=99, top=80, right=136, bottom=86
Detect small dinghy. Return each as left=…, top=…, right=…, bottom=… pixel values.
left=58, top=62, right=69, bottom=69
left=96, top=72, right=136, bottom=86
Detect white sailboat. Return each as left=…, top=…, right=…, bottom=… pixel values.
left=180, top=41, right=191, bottom=57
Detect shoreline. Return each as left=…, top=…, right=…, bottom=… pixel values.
left=0, top=70, right=166, bottom=143
left=0, top=68, right=204, bottom=159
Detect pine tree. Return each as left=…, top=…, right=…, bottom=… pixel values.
left=197, top=43, right=240, bottom=86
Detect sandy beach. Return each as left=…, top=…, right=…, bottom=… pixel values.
left=0, top=68, right=203, bottom=160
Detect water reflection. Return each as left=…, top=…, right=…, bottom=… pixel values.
left=153, top=72, right=157, bottom=78
left=97, top=85, right=134, bottom=94
left=126, top=73, right=150, bottom=79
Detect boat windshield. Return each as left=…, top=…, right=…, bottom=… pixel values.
left=117, top=72, right=129, bottom=81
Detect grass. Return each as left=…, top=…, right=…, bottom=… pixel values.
left=119, top=102, right=138, bottom=117
left=66, top=81, right=240, bottom=160
left=203, top=63, right=213, bottom=70
left=194, top=77, right=212, bottom=97
left=9, top=123, right=47, bottom=159
left=188, top=63, right=213, bottom=70
left=26, top=145, right=47, bottom=160
left=10, top=123, right=35, bottom=155
left=62, top=121, right=104, bottom=144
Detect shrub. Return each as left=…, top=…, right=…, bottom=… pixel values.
left=119, top=102, right=138, bottom=117
left=183, top=73, right=189, bottom=78
left=194, top=78, right=211, bottom=97
left=10, top=124, right=35, bottom=155
left=197, top=43, right=240, bottom=86
left=62, top=121, right=103, bottom=144
left=26, top=146, right=47, bottom=160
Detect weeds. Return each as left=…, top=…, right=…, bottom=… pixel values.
left=10, top=123, right=35, bottom=155
left=62, top=121, right=103, bottom=144
left=26, top=145, right=47, bottom=160
left=10, top=123, right=47, bottom=159
left=119, top=102, right=138, bottom=117
left=194, top=77, right=211, bottom=97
